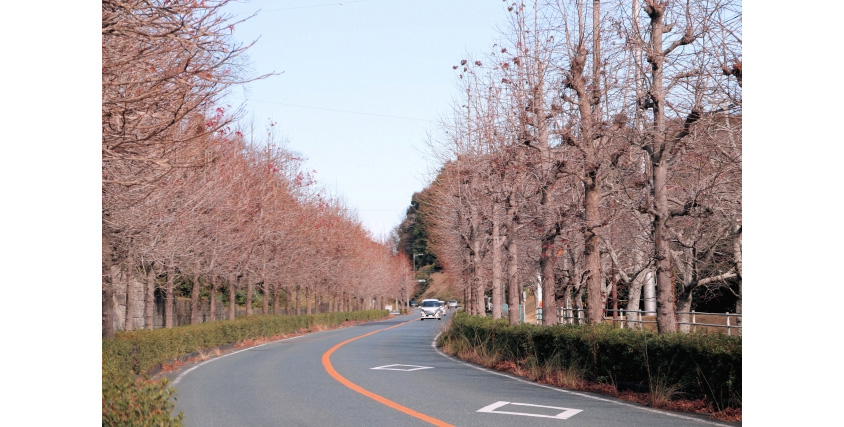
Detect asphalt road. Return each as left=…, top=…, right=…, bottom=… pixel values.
left=169, top=310, right=737, bottom=426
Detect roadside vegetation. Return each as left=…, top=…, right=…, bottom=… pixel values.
left=439, top=312, right=741, bottom=422
left=103, top=310, right=389, bottom=426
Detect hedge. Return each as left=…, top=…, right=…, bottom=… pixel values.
left=441, top=312, right=741, bottom=409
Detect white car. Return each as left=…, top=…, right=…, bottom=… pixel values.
left=419, top=299, right=444, bottom=320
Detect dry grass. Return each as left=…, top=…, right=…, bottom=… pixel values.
left=647, top=373, right=685, bottom=408
left=197, top=348, right=222, bottom=361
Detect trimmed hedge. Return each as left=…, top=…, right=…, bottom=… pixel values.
left=103, top=310, right=389, bottom=426
left=441, top=312, right=741, bottom=409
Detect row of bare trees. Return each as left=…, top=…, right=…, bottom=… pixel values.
left=102, top=0, right=411, bottom=338
left=423, top=0, right=741, bottom=333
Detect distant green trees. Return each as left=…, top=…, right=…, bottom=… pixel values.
left=396, top=192, right=441, bottom=273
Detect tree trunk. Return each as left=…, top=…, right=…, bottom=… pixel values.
left=491, top=202, right=503, bottom=319
left=610, top=268, right=618, bottom=321
left=573, top=285, right=585, bottom=325
left=464, top=253, right=472, bottom=314
left=506, top=232, right=521, bottom=325
left=560, top=283, right=573, bottom=324
left=102, top=230, right=116, bottom=338
left=306, top=286, right=312, bottom=314
left=537, top=164, right=559, bottom=326
left=263, top=281, right=270, bottom=315
left=463, top=285, right=471, bottom=315
left=209, top=276, right=218, bottom=322
left=540, top=235, right=557, bottom=326
left=473, top=239, right=485, bottom=316
left=572, top=0, right=603, bottom=327
left=653, top=164, right=677, bottom=333
left=228, top=276, right=237, bottom=321
left=625, top=273, right=644, bottom=329
left=124, top=260, right=137, bottom=331
left=645, top=0, right=678, bottom=334
left=583, top=179, right=603, bottom=325
left=676, top=286, right=694, bottom=333
left=245, top=274, right=255, bottom=316
left=560, top=254, right=574, bottom=324
left=245, top=273, right=253, bottom=316
left=190, top=275, right=201, bottom=325
left=734, top=226, right=742, bottom=334
left=103, top=287, right=115, bottom=338
left=644, top=269, right=657, bottom=314
left=317, top=291, right=323, bottom=313
left=145, top=263, right=156, bottom=329
left=164, top=269, right=175, bottom=328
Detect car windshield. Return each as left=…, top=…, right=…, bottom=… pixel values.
left=421, top=300, right=438, bottom=307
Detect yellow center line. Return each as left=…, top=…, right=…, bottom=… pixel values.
left=321, top=321, right=455, bottom=427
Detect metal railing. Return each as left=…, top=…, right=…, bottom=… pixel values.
left=534, top=307, right=742, bottom=336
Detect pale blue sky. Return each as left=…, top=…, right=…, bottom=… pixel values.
left=221, top=0, right=513, bottom=239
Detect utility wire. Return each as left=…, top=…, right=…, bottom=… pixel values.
left=261, top=0, right=369, bottom=12
left=231, top=97, right=434, bottom=122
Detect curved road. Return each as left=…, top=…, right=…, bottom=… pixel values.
left=169, top=311, right=737, bottom=426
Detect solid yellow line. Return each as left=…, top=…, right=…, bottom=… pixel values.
left=321, top=321, right=455, bottom=427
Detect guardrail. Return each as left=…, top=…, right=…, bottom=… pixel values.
left=534, top=307, right=742, bottom=336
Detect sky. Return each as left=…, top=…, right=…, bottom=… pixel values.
left=219, top=0, right=514, bottom=239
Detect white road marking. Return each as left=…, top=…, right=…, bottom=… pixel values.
left=371, top=364, right=433, bottom=371
left=431, top=332, right=733, bottom=426
left=477, top=401, right=582, bottom=419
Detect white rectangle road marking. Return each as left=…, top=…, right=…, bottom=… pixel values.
left=477, top=401, right=583, bottom=420
left=371, top=364, right=433, bottom=371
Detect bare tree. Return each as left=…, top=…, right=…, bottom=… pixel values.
left=417, top=0, right=740, bottom=336
left=102, top=0, right=263, bottom=337
left=666, top=113, right=742, bottom=331
left=624, top=0, right=741, bottom=332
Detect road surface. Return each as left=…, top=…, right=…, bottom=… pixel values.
left=169, top=311, right=736, bottom=426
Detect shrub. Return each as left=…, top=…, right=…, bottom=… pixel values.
left=441, top=313, right=741, bottom=410
left=102, top=367, right=183, bottom=427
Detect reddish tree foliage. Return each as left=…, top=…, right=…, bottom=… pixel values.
left=102, top=1, right=412, bottom=337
